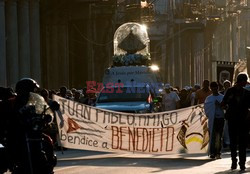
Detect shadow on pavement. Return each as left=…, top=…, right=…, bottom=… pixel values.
left=56, top=149, right=210, bottom=159
left=214, top=167, right=250, bottom=174
left=54, top=150, right=250, bottom=173
left=56, top=152, right=214, bottom=170
left=214, top=159, right=250, bottom=174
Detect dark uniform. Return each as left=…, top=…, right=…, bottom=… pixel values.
left=1, top=78, right=56, bottom=174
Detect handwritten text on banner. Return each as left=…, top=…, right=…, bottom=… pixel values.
left=54, top=95, right=209, bottom=154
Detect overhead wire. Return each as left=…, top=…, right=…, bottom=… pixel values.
left=73, top=24, right=113, bottom=46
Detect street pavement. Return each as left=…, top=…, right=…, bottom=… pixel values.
left=54, top=149, right=250, bottom=174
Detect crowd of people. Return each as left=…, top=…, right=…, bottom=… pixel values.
left=38, top=73, right=250, bottom=172
left=161, top=73, right=250, bottom=172
left=0, top=73, right=250, bottom=172
left=42, top=86, right=97, bottom=106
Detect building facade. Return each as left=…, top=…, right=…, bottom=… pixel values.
left=0, top=0, right=116, bottom=89
left=163, top=0, right=250, bottom=88
left=0, top=0, right=41, bottom=87
left=1, top=0, right=250, bottom=89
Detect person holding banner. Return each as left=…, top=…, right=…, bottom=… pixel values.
left=204, top=81, right=225, bottom=159
left=221, top=73, right=250, bottom=171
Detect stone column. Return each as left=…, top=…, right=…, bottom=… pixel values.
left=170, top=36, right=175, bottom=84
left=161, top=43, right=166, bottom=81
left=58, top=25, right=69, bottom=87
left=0, top=0, right=7, bottom=86
left=45, top=24, right=57, bottom=89
left=45, top=26, right=51, bottom=87
left=232, top=16, right=238, bottom=62
left=88, top=4, right=93, bottom=81
left=185, top=33, right=191, bottom=85
left=29, top=0, right=41, bottom=84
left=246, top=47, right=250, bottom=76
left=48, top=25, right=59, bottom=89
left=18, top=0, right=30, bottom=78
left=6, top=0, right=19, bottom=87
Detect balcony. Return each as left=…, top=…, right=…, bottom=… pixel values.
left=125, top=2, right=155, bottom=22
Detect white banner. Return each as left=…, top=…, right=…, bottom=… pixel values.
left=54, top=95, right=209, bottom=154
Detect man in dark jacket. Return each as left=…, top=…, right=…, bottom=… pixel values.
left=221, top=73, right=250, bottom=171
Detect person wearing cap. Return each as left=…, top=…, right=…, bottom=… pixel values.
left=221, top=73, right=250, bottom=171
left=162, top=83, right=180, bottom=111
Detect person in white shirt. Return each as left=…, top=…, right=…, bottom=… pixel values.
left=162, top=84, right=180, bottom=111
left=204, top=81, right=224, bottom=159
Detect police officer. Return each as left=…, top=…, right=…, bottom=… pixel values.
left=5, top=78, right=40, bottom=173
left=2, top=78, right=56, bottom=174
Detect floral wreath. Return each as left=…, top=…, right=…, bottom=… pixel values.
left=112, top=53, right=151, bottom=66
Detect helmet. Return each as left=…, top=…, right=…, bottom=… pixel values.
left=15, top=78, right=40, bottom=95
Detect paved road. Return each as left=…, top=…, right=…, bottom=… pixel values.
left=54, top=149, right=250, bottom=174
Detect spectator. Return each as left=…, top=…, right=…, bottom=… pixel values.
left=66, top=89, right=73, bottom=100
left=220, top=80, right=231, bottom=95
left=58, top=86, right=68, bottom=98
left=174, top=86, right=180, bottom=93
left=49, top=89, right=57, bottom=100
left=179, top=88, right=189, bottom=108
left=71, top=88, right=77, bottom=97
left=221, top=73, right=250, bottom=171
left=162, top=84, right=180, bottom=111
left=74, top=90, right=85, bottom=103
left=40, top=88, right=52, bottom=104
left=204, top=81, right=224, bottom=159
left=190, top=84, right=200, bottom=106
left=195, top=80, right=212, bottom=104
left=84, top=88, right=97, bottom=106
left=172, top=87, right=179, bottom=94
left=40, top=89, right=59, bottom=148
